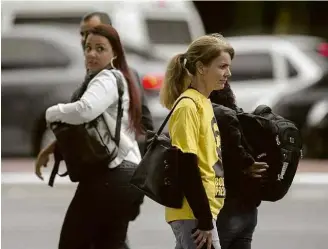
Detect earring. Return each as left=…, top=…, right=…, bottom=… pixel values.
left=110, top=57, right=117, bottom=69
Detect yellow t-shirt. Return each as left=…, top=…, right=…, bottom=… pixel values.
left=165, top=89, right=225, bottom=223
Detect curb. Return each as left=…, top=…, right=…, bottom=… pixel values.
left=2, top=172, right=328, bottom=185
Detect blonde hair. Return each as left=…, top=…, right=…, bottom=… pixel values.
left=160, top=34, right=234, bottom=110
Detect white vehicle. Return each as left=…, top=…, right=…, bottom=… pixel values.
left=1, top=0, right=205, bottom=60
left=226, top=35, right=327, bottom=112
left=1, top=24, right=167, bottom=156
left=138, top=35, right=328, bottom=134
left=307, top=99, right=328, bottom=128
left=304, top=98, right=328, bottom=158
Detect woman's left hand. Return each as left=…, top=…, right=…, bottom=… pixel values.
left=35, top=141, right=56, bottom=181
left=192, top=229, right=213, bottom=249
left=35, top=149, right=52, bottom=181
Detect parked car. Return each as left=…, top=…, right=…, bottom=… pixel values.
left=226, top=35, right=328, bottom=113
left=1, top=0, right=205, bottom=60
left=1, top=25, right=165, bottom=157
left=226, top=35, right=328, bottom=158
left=270, top=70, right=328, bottom=131
left=302, top=98, right=328, bottom=158
left=122, top=34, right=328, bottom=139
left=140, top=35, right=328, bottom=136
left=269, top=70, right=328, bottom=158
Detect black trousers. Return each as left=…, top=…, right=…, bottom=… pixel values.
left=217, top=199, right=258, bottom=249
left=58, top=160, right=144, bottom=249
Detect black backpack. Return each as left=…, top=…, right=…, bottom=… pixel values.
left=236, top=105, right=303, bottom=202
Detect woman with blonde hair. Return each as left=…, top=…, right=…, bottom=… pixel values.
left=160, top=34, right=234, bottom=249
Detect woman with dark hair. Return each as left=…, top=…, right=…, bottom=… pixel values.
left=210, top=83, right=268, bottom=249
left=35, top=24, right=144, bottom=249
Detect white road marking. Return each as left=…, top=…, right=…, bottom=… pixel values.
left=293, top=173, right=328, bottom=185
left=1, top=172, right=75, bottom=185
left=2, top=172, right=328, bottom=185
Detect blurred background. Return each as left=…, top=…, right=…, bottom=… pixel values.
left=1, top=1, right=328, bottom=249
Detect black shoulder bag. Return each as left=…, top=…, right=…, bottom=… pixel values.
left=130, top=96, right=195, bottom=208
left=48, top=70, right=124, bottom=186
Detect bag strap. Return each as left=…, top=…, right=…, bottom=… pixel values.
left=237, top=112, right=268, bottom=159
left=48, top=156, right=60, bottom=187
left=106, top=70, right=124, bottom=146
left=156, top=96, right=196, bottom=136
left=48, top=143, right=67, bottom=187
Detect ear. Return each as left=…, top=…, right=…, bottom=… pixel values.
left=196, top=61, right=205, bottom=75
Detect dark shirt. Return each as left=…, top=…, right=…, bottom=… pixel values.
left=130, top=68, right=154, bottom=133
left=212, top=103, right=261, bottom=209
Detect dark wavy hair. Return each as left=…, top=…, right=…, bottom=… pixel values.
left=209, top=82, right=237, bottom=110
left=83, top=24, right=142, bottom=134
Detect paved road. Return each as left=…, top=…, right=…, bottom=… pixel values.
left=2, top=159, right=328, bottom=249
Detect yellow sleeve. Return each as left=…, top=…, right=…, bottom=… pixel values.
left=169, top=101, right=200, bottom=155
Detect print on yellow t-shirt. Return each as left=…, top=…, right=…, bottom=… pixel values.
left=210, top=117, right=226, bottom=198
left=165, top=89, right=225, bottom=223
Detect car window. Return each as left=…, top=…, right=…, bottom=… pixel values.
left=230, top=53, right=274, bottom=82
left=13, top=15, right=83, bottom=30
left=124, top=45, right=165, bottom=62
left=286, top=58, right=298, bottom=78
left=1, top=37, right=71, bottom=70
left=145, top=19, right=192, bottom=45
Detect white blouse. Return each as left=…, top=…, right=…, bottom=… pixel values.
left=45, top=69, right=141, bottom=168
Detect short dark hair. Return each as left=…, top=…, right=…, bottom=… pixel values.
left=82, top=11, right=112, bottom=25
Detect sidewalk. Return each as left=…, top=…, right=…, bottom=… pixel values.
left=1, top=158, right=328, bottom=185
left=1, top=158, right=327, bottom=173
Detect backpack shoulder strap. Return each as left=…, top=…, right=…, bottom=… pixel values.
left=106, top=70, right=124, bottom=145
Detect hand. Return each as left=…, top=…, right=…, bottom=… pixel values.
left=192, top=229, right=213, bottom=249
left=244, top=162, right=269, bottom=178
left=35, top=150, right=51, bottom=181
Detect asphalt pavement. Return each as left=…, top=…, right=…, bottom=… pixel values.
left=2, top=159, right=328, bottom=249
